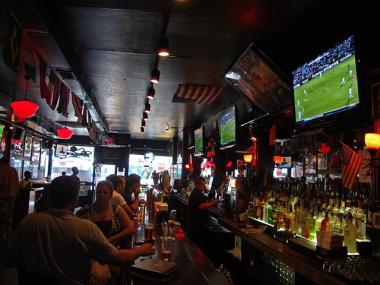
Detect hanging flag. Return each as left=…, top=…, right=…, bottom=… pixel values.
left=340, top=141, right=362, bottom=190
left=81, top=106, right=88, bottom=126
left=72, top=93, right=83, bottom=121
left=39, top=55, right=51, bottom=103
left=57, top=84, right=70, bottom=117
left=20, top=31, right=38, bottom=82
left=2, top=17, right=22, bottom=72
left=172, top=84, right=224, bottom=105
left=50, top=74, right=61, bottom=110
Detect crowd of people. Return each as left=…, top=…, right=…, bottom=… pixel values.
left=0, top=159, right=155, bottom=285
left=293, top=36, right=354, bottom=86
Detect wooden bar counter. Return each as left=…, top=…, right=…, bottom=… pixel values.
left=218, top=217, right=347, bottom=285
left=129, top=209, right=231, bottom=285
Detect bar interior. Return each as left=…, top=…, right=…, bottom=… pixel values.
left=1, top=1, right=380, bottom=284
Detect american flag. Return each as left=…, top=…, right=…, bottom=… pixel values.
left=340, top=141, right=362, bottom=189
left=172, top=84, right=224, bottom=105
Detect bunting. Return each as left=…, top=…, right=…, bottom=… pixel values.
left=39, top=55, right=51, bottom=103
left=72, top=94, right=83, bottom=121
left=2, top=17, right=22, bottom=72
left=172, top=84, right=224, bottom=105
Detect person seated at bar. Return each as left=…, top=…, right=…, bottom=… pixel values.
left=77, top=180, right=135, bottom=246
left=106, top=174, right=134, bottom=218
left=71, top=166, right=80, bottom=184
left=20, top=171, right=32, bottom=189
left=6, top=176, right=154, bottom=285
left=123, top=174, right=142, bottom=214
left=188, top=176, right=219, bottom=249
left=13, top=171, right=33, bottom=229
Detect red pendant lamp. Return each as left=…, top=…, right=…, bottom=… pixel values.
left=11, top=81, right=39, bottom=119
left=57, top=127, right=74, bottom=140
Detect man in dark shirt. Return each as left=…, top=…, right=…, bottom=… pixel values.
left=124, top=174, right=141, bottom=214
left=188, top=177, right=219, bottom=248
left=71, top=167, right=80, bottom=184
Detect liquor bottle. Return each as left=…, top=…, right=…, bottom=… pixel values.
left=308, top=211, right=316, bottom=240
left=320, top=212, right=330, bottom=232
left=344, top=212, right=357, bottom=253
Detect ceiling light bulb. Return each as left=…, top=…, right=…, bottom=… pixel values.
left=141, top=126, right=144, bottom=132
left=147, top=86, right=155, bottom=100
left=144, top=103, right=151, bottom=113
left=151, top=69, right=160, bottom=84
left=158, top=37, right=170, bottom=57
left=141, top=120, right=146, bottom=127
left=143, top=112, right=148, bottom=120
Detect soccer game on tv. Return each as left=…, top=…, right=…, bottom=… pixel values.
left=194, top=128, right=203, bottom=154
left=292, top=36, right=359, bottom=124
left=219, top=106, right=236, bottom=147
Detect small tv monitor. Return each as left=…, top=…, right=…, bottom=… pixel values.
left=292, top=35, right=360, bottom=126
left=0, top=124, right=4, bottom=140
left=194, top=127, right=203, bottom=155
left=219, top=106, right=236, bottom=149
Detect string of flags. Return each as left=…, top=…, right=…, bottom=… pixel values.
left=2, top=14, right=98, bottom=141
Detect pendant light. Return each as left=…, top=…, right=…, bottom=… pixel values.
left=141, top=120, right=146, bottom=127
left=144, top=102, right=151, bottom=113
left=147, top=86, right=155, bottom=100
left=143, top=112, right=148, bottom=121
left=141, top=126, right=145, bottom=132
left=157, top=36, right=170, bottom=57
left=57, top=127, right=74, bottom=140
left=11, top=80, right=39, bottom=119
left=151, top=68, right=160, bottom=84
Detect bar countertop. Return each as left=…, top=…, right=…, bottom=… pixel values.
left=130, top=218, right=231, bottom=284
left=218, top=217, right=347, bottom=285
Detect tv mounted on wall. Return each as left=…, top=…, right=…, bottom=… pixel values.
left=225, top=43, right=292, bottom=116
left=292, top=35, right=360, bottom=126
left=219, top=105, right=236, bottom=149
left=194, top=127, right=203, bottom=156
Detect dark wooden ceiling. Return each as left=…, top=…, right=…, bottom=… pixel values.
left=1, top=0, right=379, bottom=141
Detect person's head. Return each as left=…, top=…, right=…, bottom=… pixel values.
left=24, top=171, right=32, bottom=180
left=61, top=171, right=67, bottom=176
left=50, top=176, right=80, bottom=210
left=95, top=180, right=114, bottom=205
left=72, top=167, right=79, bottom=176
left=194, top=177, right=206, bottom=192
left=126, top=174, right=141, bottom=194
left=106, top=174, right=124, bottom=194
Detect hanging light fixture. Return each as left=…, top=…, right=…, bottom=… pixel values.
left=141, top=126, right=145, bottom=132
left=141, top=120, right=146, bottom=127
left=144, top=102, right=151, bottom=113
left=11, top=80, right=39, bottom=119
left=157, top=36, right=170, bottom=57
left=57, top=127, right=74, bottom=140
left=243, top=154, right=253, bottom=163
left=11, top=100, right=39, bottom=119
left=143, top=112, right=148, bottom=121
left=365, top=133, right=380, bottom=158
left=151, top=68, right=160, bottom=84
left=147, top=86, right=155, bottom=100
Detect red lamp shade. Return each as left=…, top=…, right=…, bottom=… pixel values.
left=11, top=100, right=39, bottom=119
left=57, top=127, right=74, bottom=140
left=226, top=161, right=233, bottom=168
left=319, top=143, right=331, bottom=154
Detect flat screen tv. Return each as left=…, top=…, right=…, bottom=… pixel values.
left=292, top=35, right=360, bottom=126
left=194, top=127, right=203, bottom=155
left=219, top=106, right=236, bottom=149
left=225, top=43, right=292, bottom=115
left=0, top=124, right=4, bottom=141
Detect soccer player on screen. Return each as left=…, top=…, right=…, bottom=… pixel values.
left=348, top=85, right=353, bottom=99
left=304, top=89, right=307, bottom=96
left=340, top=77, right=346, bottom=87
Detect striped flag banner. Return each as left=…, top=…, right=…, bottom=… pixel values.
left=340, top=141, right=362, bottom=190
left=172, top=84, right=224, bottom=105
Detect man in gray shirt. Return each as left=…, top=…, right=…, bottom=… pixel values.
left=6, top=176, right=154, bottom=284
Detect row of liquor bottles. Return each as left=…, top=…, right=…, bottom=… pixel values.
left=245, top=177, right=370, bottom=245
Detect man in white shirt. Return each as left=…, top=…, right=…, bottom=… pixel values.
left=6, top=176, right=154, bottom=284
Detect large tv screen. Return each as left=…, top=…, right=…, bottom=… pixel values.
left=194, top=128, right=203, bottom=155
left=225, top=43, right=291, bottom=115
left=219, top=106, right=236, bottom=148
left=292, top=36, right=359, bottom=124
